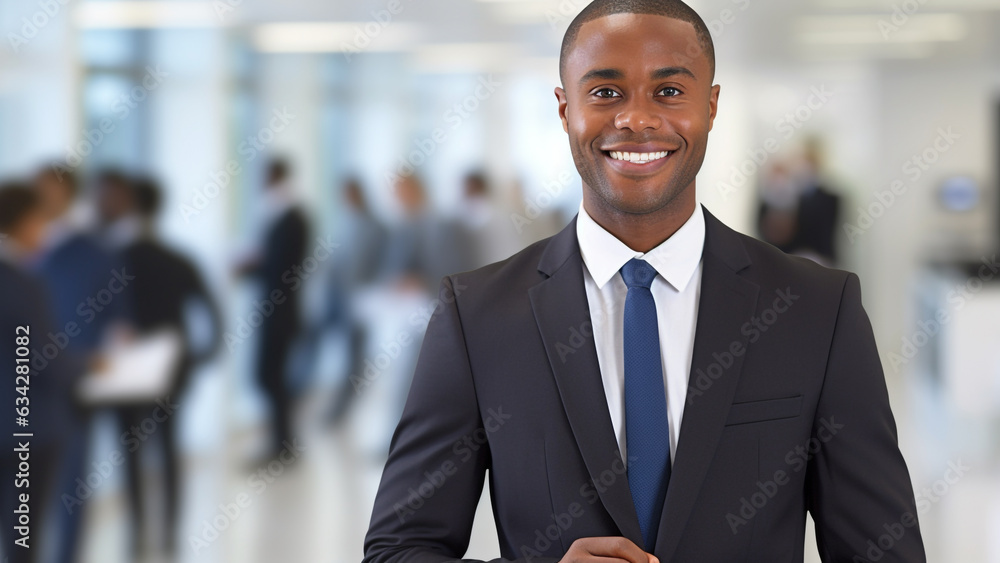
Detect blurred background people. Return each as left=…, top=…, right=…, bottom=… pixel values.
left=379, top=173, right=463, bottom=291
left=757, top=160, right=802, bottom=256
left=0, top=0, right=997, bottom=561
left=236, top=158, right=309, bottom=459
left=32, top=165, right=125, bottom=563
left=0, top=183, right=81, bottom=563
left=322, top=176, right=387, bottom=425
left=793, top=139, right=841, bottom=266
left=95, top=169, right=143, bottom=252
left=455, top=171, right=524, bottom=268
left=757, top=140, right=843, bottom=267
left=114, top=176, right=223, bottom=560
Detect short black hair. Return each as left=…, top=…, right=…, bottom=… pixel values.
left=95, top=167, right=132, bottom=192
left=132, top=176, right=163, bottom=219
left=559, top=0, right=716, bottom=86
left=463, top=171, right=489, bottom=196
left=0, top=182, right=41, bottom=234
left=267, top=157, right=290, bottom=185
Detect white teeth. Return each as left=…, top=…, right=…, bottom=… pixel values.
left=609, top=150, right=671, bottom=163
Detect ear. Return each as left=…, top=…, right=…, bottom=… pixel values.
left=707, top=84, right=721, bottom=131
left=555, top=87, right=569, bottom=134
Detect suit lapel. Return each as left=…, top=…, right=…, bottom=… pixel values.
left=653, top=207, right=760, bottom=561
left=529, top=218, right=644, bottom=546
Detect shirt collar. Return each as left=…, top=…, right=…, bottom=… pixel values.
left=103, top=214, right=143, bottom=250
left=576, top=200, right=705, bottom=292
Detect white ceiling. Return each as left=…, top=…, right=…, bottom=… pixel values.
left=64, top=0, right=1000, bottom=66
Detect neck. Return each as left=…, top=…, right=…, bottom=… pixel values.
left=582, top=188, right=697, bottom=253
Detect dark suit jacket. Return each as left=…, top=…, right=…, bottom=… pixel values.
left=122, top=238, right=222, bottom=395
left=35, top=233, right=124, bottom=355
left=364, top=206, right=925, bottom=563
left=0, top=260, right=79, bottom=449
left=795, top=186, right=840, bottom=261
left=260, top=207, right=308, bottom=334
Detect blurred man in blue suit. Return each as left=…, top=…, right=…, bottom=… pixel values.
left=34, top=165, right=125, bottom=563
left=0, top=183, right=82, bottom=563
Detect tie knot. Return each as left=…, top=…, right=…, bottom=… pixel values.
left=621, top=258, right=657, bottom=289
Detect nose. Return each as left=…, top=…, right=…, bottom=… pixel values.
left=614, top=97, right=663, bottom=132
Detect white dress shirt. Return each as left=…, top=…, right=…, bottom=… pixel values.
left=576, top=201, right=706, bottom=466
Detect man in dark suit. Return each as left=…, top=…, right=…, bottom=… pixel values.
left=112, top=176, right=222, bottom=558
left=794, top=142, right=841, bottom=265
left=240, top=159, right=309, bottom=456
left=756, top=144, right=841, bottom=267
left=0, top=183, right=81, bottom=563
left=364, top=1, right=925, bottom=562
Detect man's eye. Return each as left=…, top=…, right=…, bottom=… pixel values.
left=658, top=87, right=681, bottom=97
left=593, top=88, right=621, bottom=98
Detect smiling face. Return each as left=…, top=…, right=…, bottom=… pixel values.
left=556, top=13, right=719, bottom=220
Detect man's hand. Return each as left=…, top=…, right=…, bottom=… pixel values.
left=559, top=537, right=658, bottom=563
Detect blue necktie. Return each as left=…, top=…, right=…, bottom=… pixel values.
left=621, top=258, right=671, bottom=551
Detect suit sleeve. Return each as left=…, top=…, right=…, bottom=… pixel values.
left=363, top=276, right=552, bottom=563
left=807, top=273, right=926, bottom=562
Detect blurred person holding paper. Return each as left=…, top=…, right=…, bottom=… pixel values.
left=91, top=173, right=222, bottom=559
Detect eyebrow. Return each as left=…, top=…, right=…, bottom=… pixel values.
left=578, top=66, right=696, bottom=86
left=578, top=68, right=624, bottom=85
left=652, top=66, right=696, bottom=80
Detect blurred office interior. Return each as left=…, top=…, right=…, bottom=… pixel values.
left=0, top=0, right=999, bottom=561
